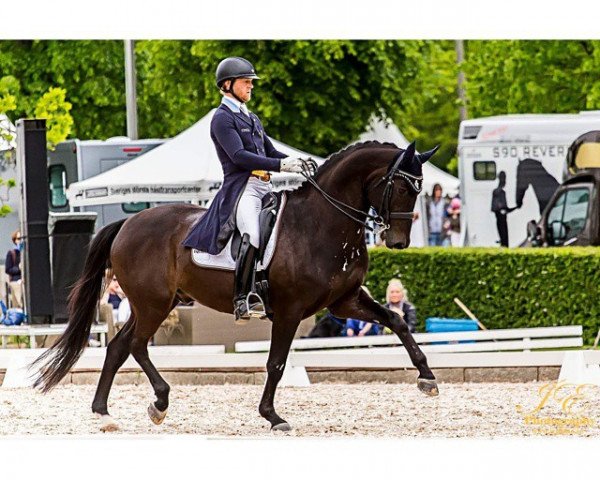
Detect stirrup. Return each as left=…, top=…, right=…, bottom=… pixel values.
left=246, top=292, right=267, bottom=320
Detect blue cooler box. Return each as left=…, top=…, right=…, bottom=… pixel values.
left=425, top=317, right=479, bottom=344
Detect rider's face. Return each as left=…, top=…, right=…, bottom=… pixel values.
left=231, top=78, right=253, bottom=103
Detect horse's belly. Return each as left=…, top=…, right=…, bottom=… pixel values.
left=179, top=265, right=235, bottom=314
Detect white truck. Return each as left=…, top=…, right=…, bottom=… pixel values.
left=0, top=137, right=164, bottom=254
left=458, top=112, right=600, bottom=247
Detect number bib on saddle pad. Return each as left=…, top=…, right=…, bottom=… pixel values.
left=191, top=192, right=287, bottom=271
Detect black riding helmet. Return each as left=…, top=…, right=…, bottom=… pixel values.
left=216, top=57, right=260, bottom=94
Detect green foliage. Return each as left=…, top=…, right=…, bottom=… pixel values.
left=34, top=87, right=74, bottom=148
left=137, top=40, right=456, bottom=159
left=464, top=40, right=600, bottom=116
left=0, top=40, right=125, bottom=139
left=365, top=247, right=600, bottom=344
left=0, top=40, right=461, bottom=168
left=0, top=75, right=19, bottom=114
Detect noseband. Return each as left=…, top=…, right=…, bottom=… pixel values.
left=300, top=149, right=422, bottom=233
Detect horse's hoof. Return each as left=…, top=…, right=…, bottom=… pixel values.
left=148, top=403, right=168, bottom=425
left=98, top=414, right=120, bottom=432
left=272, top=422, right=292, bottom=432
left=417, top=378, right=439, bottom=397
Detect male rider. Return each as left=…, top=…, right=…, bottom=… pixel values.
left=183, top=57, right=316, bottom=323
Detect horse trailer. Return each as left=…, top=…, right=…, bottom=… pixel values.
left=0, top=137, right=164, bottom=254
left=458, top=112, right=600, bottom=247
left=47, top=137, right=165, bottom=227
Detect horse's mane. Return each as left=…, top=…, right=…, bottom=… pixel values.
left=292, top=140, right=400, bottom=195
left=316, top=140, right=399, bottom=178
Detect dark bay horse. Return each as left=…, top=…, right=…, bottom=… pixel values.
left=32, top=141, right=439, bottom=432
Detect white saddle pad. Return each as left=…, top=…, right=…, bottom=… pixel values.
left=191, top=194, right=287, bottom=271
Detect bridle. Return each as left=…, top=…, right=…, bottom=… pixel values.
left=300, top=149, right=422, bottom=234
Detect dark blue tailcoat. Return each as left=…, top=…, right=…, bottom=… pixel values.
left=182, top=103, right=287, bottom=254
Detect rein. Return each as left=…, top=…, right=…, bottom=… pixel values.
left=300, top=150, right=422, bottom=233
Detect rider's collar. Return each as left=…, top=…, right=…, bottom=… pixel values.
left=221, top=95, right=245, bottom=113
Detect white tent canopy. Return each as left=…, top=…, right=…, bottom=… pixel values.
left=68, top=109, right=322, bottom=207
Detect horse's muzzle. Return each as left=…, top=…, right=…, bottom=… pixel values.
left=386, top=238, right=409, bottom=249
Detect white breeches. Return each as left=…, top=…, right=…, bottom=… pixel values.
left=236, top=177, right=273, bottom=248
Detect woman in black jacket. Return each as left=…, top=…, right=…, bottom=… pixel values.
left=384, top=278, right=417, bottom=333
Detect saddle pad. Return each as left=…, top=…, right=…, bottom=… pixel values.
left=191, top=194, right=287, bottom=271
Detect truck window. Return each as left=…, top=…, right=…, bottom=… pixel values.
left=122, top=202, right=150, bottom=214
left=546, top=187, right=590, bottom=245
left=48, top=164, right=68, bottom=208
left=473, top=161, right=496, bottom=181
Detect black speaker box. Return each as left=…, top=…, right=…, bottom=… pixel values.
left=16, top=119, right=54, bottom=324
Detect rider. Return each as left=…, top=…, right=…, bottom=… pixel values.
left=183, top=56, right=316, bottom=324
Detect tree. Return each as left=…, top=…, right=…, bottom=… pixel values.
left=137, top=40, right=452, bottom=159
left=0, top=40, right=125, bottom=139
left=464, top=40, right=600, bottom=116
left=1, top=74, right=74, bottom=216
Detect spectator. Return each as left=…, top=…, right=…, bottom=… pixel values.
left=426, top=183, right=449, bottom=246
left=101, top=274, right=125, bottom=310
left=100, top=273, right=130, bottom=330
left=345, top=317, right=381, bottom=336
left=384, top=278, right=417, bottom=333
left=445, top=197, right=461, bottom=247
left=304, top=311, right=345, bottom=338
left=5, top=230, right=23, bottom=309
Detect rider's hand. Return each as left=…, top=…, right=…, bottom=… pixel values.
left=280, top=157, right=318, bottom=176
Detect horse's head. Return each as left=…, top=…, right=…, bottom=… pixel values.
left=368, top=142, right=439, bottom=249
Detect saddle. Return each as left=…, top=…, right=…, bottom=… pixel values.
left=231, top=191, right=285, bottom=319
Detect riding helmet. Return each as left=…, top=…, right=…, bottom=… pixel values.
left=216, top=57, right=260, bottom=89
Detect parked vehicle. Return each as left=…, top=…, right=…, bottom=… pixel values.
left=0, top=137, right=164, bottom=254
left=47, top=137, right=164, bottom=227
left=526, top=131, right=600, bottom=247
left=458, top=111, right=600, bottom=247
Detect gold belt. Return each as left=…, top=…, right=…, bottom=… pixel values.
left=251, top=170, right=271, bottom=181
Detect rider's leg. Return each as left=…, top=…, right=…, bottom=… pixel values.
left=234, top=178, right=271, bottom=322
left=233, top=233, right=259, bottom=322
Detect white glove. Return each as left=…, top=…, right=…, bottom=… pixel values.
left=280, top=157, right=304, bottom=173
left=280, top=157, right=318, bottom=176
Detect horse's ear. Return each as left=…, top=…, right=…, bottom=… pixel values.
left=398, top=141, right=416, bottom=167
left=417, top=145, right=440, bottom=164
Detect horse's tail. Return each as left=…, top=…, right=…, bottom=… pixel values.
left=31, top=219, right=127, bottom=392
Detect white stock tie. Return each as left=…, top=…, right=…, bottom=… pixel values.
left=240, top=104, right=249, bottom=116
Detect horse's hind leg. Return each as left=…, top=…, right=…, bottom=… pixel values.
left=258, top=316, right=301, bottom=431
left=129, top=301, right=175, bottom=425
left=92, top=318, right=135, bottom=431
left=330, top=288, right=438, bottom=396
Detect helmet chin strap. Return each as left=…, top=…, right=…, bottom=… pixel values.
left=223, top=78, right=245, bottom=104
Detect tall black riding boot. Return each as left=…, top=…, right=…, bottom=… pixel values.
left=233, top=234, right=263, bottom=324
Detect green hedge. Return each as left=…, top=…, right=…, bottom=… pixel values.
left=365, top=247, right=600, bottom=344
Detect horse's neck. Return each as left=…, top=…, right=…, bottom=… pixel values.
left=285, top=157, right=375, bottom=249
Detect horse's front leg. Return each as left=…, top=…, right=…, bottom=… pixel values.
left=258, top=315, right=301, bottom=431
left=330, top=288, right=438, bottom=396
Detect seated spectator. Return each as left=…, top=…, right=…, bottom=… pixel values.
left=304, top=311, right=346, bottom=338
left=385, top=278, right=417, bottom=333
left=99, top=273, right=130, bottom=335
left=101, top=274, right=126, bottom=310
left=345, top=317, right=381, bottom=336
left=5, top=230, right=23, bottom=309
